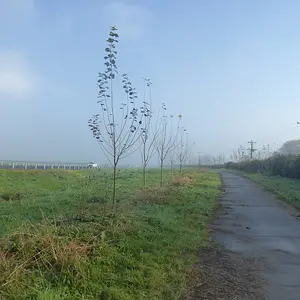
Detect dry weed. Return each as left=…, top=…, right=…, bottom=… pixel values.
left=0, top=224, right=91, bottom=294
left=172, top=174, right=196, bottom=187
left=197, top=168, right=209, bottom=173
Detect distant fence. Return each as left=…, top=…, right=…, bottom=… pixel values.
left=0, top=160, right=89, bottom=170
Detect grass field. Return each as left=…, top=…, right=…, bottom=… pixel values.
left=235, top=172, right=300, bottom=210
left=0, top=168, right=221, bottom=300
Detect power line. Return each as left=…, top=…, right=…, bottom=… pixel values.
left=248, top=140, right=257, bottom=160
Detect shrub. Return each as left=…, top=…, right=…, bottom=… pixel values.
left=226, top=154, right=300, bottom=179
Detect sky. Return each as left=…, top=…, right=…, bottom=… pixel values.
left=1, top=0, right=300, bottom=165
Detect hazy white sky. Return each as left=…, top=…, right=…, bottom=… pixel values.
left=1, top=0, right=300, bottom=164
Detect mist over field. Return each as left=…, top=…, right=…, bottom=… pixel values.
left=2, top=0, right=300, bottom=165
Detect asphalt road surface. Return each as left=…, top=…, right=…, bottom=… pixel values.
left=212, top=172, right=300, bottom=300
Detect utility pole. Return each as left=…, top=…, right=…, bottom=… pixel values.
left=197, top=152, right=201, bottom=167
left=248, top=140, right=257, bottom=160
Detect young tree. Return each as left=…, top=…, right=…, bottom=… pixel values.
left=176, top=126, right=192, bottom=173
left=169, top=150, right=176, bottom=177
left=139, top=78, right=160, bottom=187
left=230, top=151, right=238, bottom=162
left=155, top=106, right=180, bottom=186
left=237, top=145, right=247, bottom=162
left=88, top=27, right=142, bottom=205
left=216, top=153, right=226, bottom=164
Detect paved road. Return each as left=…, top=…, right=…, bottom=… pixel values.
left=212, top=172, right=300, bottom=300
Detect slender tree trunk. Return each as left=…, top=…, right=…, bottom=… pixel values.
left=179, top=162, right=182, bottom=174
left=113, top=164, right=117, bottom=207
left=143, top=164, right=146, bottom=188
left=160, top=159, right=163, bottom=186
left=143, top=142, right=147, bottom=188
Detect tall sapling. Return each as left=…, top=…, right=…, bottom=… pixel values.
left=88, top=27, right=142, bottom=205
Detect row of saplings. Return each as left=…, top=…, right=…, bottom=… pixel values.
left=226, top=154, right=300, bottom=179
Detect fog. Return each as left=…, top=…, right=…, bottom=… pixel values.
left=1, top=0, right=300, bottom=166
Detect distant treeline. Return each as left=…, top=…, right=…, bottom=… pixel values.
left=226, top=154, right=300, bottom=179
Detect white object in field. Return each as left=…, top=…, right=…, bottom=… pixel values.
left=88, top=162, right=98, bottom=168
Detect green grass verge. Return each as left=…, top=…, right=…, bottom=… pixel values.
left=0, top=168, right=221, bottom=299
